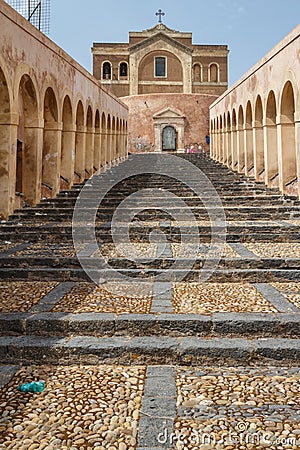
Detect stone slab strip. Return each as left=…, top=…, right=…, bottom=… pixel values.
left=254, top=283, right=300, bottom=313
left=29, top=282, right=75, bottom=313
left=77, top=243, right=100, bottom=258
left=137, top=366, right=176, bottom=449
left=0, top=242, right=32, bottom=257
left=157, top=243, right=173, bottom=259
left=229, top=243, right=259, bottom=259
left=0, top=365, right=19, bottom=389
left=152, top=282, right=173, bottom=313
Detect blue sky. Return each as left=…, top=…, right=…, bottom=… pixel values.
left=47, top=0, right=300, bottom=86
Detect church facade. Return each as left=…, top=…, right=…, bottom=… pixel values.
left=92, top=21, right=229, bottom=153
left=92, top=23, right=228, bottom=99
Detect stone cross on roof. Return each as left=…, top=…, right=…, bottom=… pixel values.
left=155, top=9, right=165, bottom=23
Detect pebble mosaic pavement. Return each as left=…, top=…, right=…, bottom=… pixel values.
left=52, top=283, right=153, bottom=314
left=0, top=282, right=59, bottom=312
left=172, top=283, right=278, bottom=314
left=0, top=365, right=300, bottom=449
left=244, top=243, right=300, bottom=259
left=0, top=365, right=145, bottom=450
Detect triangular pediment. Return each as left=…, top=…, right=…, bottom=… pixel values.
left=143, top=23, right=180, bottom=34
left=129, top=32, right=192, bottom=55
left=153, top=107, right=185, bottom=119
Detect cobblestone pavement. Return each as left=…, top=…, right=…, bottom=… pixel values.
left=244, top=243, right=300, bottom=259
left=0, top=282, right=59, bottom=312
left=52, top=283, right=153, bottom=314
left=0, top=365, right=145, bottom=450
left=0, top=364, right=299, bottom=450
left=0, top=280, right=299, bottom=315
left=172, top=283, right=277, bottom=314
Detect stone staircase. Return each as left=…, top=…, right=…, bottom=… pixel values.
left=0, top=153, right=300, bottom=366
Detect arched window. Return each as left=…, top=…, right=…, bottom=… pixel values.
left=209, top=63, right=219, bottom=83
left=119, top=62, right=128, bottom=78
left=193, top=63, right=202, bottom=82
left=102, top=62, right=111, bottom=80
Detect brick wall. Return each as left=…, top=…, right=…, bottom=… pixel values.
left=121, top=93, right=219, bottom=153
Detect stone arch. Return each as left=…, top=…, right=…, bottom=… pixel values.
left=74, top=100, right=85, bottom=181
left=85, top=105, right=94, bottom=177
left=100, top=112, right=107, bottom=167
left=107, top=114, right=111, bottom=164
left=42, top=87, right=60, bottom=197
left=227, top=112, right=232, bottom=166
left=17, top=73, right=40, bottom=205
left=279, top=81, right=297, bottom=192
left=231, top=109, right=238, bottom=170
left=254, top=95, right=265, bottom=179
left=208, top=63, right=219, bottom=83
left=116, top=117, right=120, bottom=158
left=112, top=116, right=116, bottom=161
left=94, top=109, right=101, bottom=171
left=102, top=61, right=112, bottom=80
left=245, top=101, right=254, bottom=176
left=0, top=63, right=14, bottom=218
left=121, top=118, right=125, bottom=158
left=223, top=112, right=227, bottom=163
left=238, top=105, right=245, bottom=171
left=61, top=95, right=74, bottom=189
left=265, top=90, right=279, bottom=185
left=192, top=63, right=202, bottom=82
left=219, top=115, right=224, bottom=162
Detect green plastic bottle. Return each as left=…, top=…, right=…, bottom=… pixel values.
left=18, top=381, right=45, bottom=393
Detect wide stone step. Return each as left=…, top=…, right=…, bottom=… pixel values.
left=1, top=256, right=300, bottom=271
left=0, top=311, right=299, bottom=338
left=1, top=267, right=300, bottom=282
left=0, top=335, right=299, bottom=365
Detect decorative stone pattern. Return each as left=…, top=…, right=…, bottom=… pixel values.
left=244, top=243, right=300, bottom=259
left=172, top=283, right=277, bottom=314
left=93, top=244, right=158, bottom=260
left=0, top=282, right=58, bottom=312
left=175, top=366, right=300, bottom=450
left=171, top=243, right=239, bottom=258
left=52, top=283, right=153, bottom=314
left=0, top=365, right=145, bottom=449
left=13, top=243, right=79, bottom=258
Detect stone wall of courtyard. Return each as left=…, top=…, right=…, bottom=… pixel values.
left=210, top=24, right=300, bottom=198
left=0, top=0, right=128, bottom=219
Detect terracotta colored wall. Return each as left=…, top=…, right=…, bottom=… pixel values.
left=121, top=93, right=218, bottom=152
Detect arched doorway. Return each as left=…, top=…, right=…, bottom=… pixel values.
left=162, top=126, right=176, bottom=151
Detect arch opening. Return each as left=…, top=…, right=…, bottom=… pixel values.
left=61, top=96, right=74, bottom=189
left=280, top=81, right=297, bottom=193
left=18, top=74, right=39, bottom=205
left=265, top=91, right=279, bottom=186
left=75, top=101, right=85, bottom=182
left=42, top=87, right=59, bottom=197
left=254, top=96, right=265, bottom=180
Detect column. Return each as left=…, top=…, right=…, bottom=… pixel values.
left=0, top=112, right=18, bottom=219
